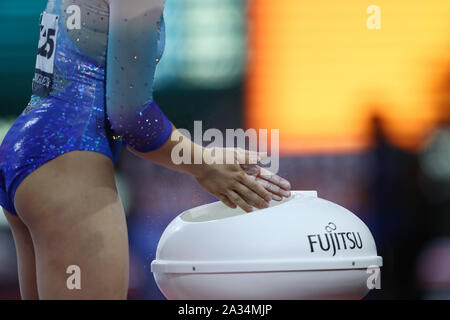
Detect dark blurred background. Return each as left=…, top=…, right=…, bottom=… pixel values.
left=0, top=0, right=449, bottom=299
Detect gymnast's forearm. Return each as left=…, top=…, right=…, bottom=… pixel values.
left=127, top=124, right=206, bottom=178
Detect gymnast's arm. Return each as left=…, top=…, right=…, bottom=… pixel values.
left=106, top=0, right=172, bottom=153
left=106, top=0, right=289, bottom=210
left=106, top=0, right=210, bottom=177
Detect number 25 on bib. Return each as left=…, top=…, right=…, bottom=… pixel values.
left=32, top=12, right=59, bottom=97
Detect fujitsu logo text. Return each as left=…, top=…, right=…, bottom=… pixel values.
left=307, top=222, right=363, bottom=256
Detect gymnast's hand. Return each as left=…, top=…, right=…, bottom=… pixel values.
left=240, top=163, right=291, bottom=202
left=194, top=148, right=291, bottom=212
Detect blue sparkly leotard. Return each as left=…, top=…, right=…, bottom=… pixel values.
left=0, top=0, right=172, bottom=216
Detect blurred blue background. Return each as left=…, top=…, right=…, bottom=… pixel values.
left=0, top=0, right=449, bottom=300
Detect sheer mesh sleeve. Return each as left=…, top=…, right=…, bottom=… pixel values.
left=106, top=0, right=172, bottom=152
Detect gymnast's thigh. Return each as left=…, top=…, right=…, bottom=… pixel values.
left=14, top=150, right=129, bottom=300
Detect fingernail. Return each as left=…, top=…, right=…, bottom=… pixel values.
left=264, top=201, right=270, bottom=208
left=265, top=195, right=272, bottom=202
left=281, top=181, right=291, bottom=189
left=272, top=194, right=282, bottom=201
left=282, top=190, right=291, bottom=197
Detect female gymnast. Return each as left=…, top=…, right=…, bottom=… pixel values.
left=0, top=0, right=291, bottom=299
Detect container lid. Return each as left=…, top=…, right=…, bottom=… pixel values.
left=151, top=191, right=383, bottom=274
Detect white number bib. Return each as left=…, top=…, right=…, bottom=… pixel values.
left=32, top=12, right=59, bottom=97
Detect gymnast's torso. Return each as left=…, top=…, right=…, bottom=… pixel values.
left=0, top=0, right=172, bottom=215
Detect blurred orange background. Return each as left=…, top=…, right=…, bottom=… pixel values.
left=246, top=0, right=450, bottom=154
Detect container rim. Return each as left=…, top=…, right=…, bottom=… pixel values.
left=179, top=190, right=318, bottom=223
left=151, top=256, right=383, bottom=274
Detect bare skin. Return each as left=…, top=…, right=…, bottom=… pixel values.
left=12, top=151, right=129, bottom=300
left=2, top=210, right=38, bottom=300
left=3, top=126, right=291, bottom=299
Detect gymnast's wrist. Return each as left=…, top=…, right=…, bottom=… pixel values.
left=183, top=144, right=209, bottom=178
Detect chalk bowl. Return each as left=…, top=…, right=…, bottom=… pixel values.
left=151, top=191, right=382, bottom=299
